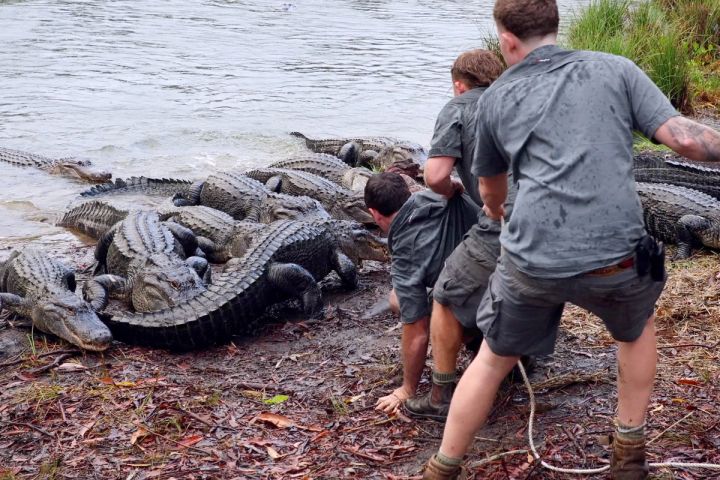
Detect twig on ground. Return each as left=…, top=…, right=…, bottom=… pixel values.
left=27, top=352, right=79, bottom=375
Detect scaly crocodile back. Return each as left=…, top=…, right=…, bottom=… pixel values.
left=268, top=153, right=350, bottom=184
left=1, top=249, right=73, bottom=299
left=0, top=147, right=58, bottom=169
left=637, top=182, right=720, bottom=248
left=634, top=168, right=720, bottom=200
left=199, top=171, right=268, bottom=220
left=58, top=200, right=132, bottom=239
left=103, top=220, right=336, bottom=350
left=80, top=176, right=193, bottom=200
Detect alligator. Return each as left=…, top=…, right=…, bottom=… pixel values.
left=268, top=154, right=374, bottom=193
left=82, top=211, right=209, bottom=313
left=174, top=171, right=332, bottom=223
left=0, top=249, right=112, bottom=351
left=636, top=182, right=720, bottom=259
left=99, top=220, right=358, bottom=350
left=244, top=168, right=374, bottom=224
left=0, top=147, right=111, bottom=183
left=633, top=153, right=720, bottom=199
left=59, top=200, right=389, bottom=265
left=290, top=132, right=428, bottom=168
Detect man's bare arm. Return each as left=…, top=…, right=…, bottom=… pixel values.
left=478, top=172, right=508, bottom=220
left=653, top=116, right=720, bottom=162
left=424, top=156, right=464, bottom=198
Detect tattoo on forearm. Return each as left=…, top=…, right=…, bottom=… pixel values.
left=666, top=117, right=720, bottom=162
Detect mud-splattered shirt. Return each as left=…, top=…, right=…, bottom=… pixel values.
left=472, top=45, right=679, bottom=278
left=429, top=87, right=487, bottom=207
left=387, top=191, right=479, bottom=323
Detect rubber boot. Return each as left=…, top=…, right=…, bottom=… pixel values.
left=405, top=380, right=455, bottom=421
left=610, top=433, right=649, bottom=480
left=422, top=454, right=467, bottom=480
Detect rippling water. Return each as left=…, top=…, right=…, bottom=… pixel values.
left=0, top=0, right=589, bottom=243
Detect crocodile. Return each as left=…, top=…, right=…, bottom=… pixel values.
left=59, top=200, right=389, bottom=265
left=633, top=153, right=720, bottom=199
left=636, top=182, right=720, bottom=259
left=0, top=147, right=111, bottom=183
left=100, top=220, right=358, bottom=350
left=0, top=249, right=112, bottom=351
left=82, top=210, right=209, bottom=313
left=290, top=132, right=428, bottom=168
left=268, top=154, right=374, bottom=192
left=244, top=168, right=374, bottom=224
left=174, top=171, right=331, bottom=223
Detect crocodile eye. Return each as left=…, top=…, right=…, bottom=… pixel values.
left=170, top=280, right=181, bottom=289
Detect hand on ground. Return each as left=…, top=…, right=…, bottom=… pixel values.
left=375, top=386, right=412, bottom=414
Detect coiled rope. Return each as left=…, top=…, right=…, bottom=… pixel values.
left=515, top=360, right=720, bottom=474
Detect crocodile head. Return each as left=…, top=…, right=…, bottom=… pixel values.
left=341, top=194, right=375, bottom=225
left=131, top=261, right=206, bottom=312
left=342, top=167, right=373, bottom=193
left=325, top=220, right=389, bottom=264
left=31, top=292, right=113, bottom=351
left=370, top=146, right=423, bottom=178
left=264, top=194, right=332, bottom=222
left=53, top=160, right=112, bottom=183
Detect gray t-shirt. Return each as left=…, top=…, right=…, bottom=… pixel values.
left=429, top=87, right=487, bottom=207
left=388, top=190, right=480, bottom=323
left=472, top=45, right=679, bottom=278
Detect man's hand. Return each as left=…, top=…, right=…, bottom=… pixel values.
left=448, top=179, right=465, bottom=198
left=483, top=203, right=505, bottom=221
left=375, top=386, right=412, bottom=414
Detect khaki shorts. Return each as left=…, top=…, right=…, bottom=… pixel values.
left=477, top=255, right=666, bottom=356
left=433, top=219, right=501, bottom=329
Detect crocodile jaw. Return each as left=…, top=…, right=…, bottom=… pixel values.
left=55, top=162, right=112, bottom=183
left=32, top=302, right=112, bottom=352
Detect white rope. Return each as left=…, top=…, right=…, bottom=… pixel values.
left=516, top=360, right=720, bottom=474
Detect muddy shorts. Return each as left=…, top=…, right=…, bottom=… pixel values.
left=433, top=218, right=502, bottom=329
left=476, top=255, right=667, bottom=356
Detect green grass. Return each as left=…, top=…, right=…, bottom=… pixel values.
left=565, top=0, right=720, bottom=113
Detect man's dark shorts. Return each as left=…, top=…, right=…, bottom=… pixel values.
left=476, top=255, right=667, bottom=356
left=433, top=217, right=502, bottom=329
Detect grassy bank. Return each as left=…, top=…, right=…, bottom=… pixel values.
left=566, top=0, right=720, bottom=114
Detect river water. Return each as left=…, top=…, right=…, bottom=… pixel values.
left=0, top=0, right=589, bottom=244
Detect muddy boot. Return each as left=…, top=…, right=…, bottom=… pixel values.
left=405, top=372, right=455, bottom=421
left=422, top=454, right=467, bottom=480
left=610, top=422, right=649, bottom=480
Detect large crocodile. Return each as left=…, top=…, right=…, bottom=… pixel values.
left=637, top=182, right=720, bottom=258
left=59, top=200, right=389, bottom=265
left=0, top=249, right=112, bottom=351
left=0, top=147, right=111, bottom=183
left=290, top=132, right=428, bottom=168
left=633, top=153, right=720, bottom=199
left=83, top=211, right=209, bottom=313
left=80, top=176, right=194, bottom=201
left=268, top=154, right=374, bottom=192
left=100, top=220, right=358, bottom=350
left=244, top=168, right=374, bottom=224
left=174, top=171, right=331, bottom=223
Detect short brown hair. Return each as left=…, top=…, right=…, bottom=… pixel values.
left=451, top=49, right=505, bottom=89
left=364, top=172, right=411, bottom=217
left=493, top=0, right=559, bottom=40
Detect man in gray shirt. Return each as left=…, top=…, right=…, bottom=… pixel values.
left=364, top=173, right=479, bottom=414
left=422, top=1, right=720, bottom=479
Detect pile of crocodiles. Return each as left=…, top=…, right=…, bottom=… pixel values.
left=2, top=133, right=719, bottom=352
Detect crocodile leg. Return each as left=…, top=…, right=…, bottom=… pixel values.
left=0, top=293, right=33, bottom=317
left=264, top=175, right=283, bottom=193
left=338, top=142, right=360, bottom=167
left=164, top=221, right=199, bottom=258
left=267, top=262, right=323, bottom=316
left=196, top=236, right=229, bottom=263
left=173, top=181, right=204, bottom=206
left=675, top=215, right=710, bottom=259
left=186, top=256, right=211, bottom=284
left=93, top=227, right=116, bottom=275
left=331, top=250, right=358, bottom=289
left=83, top=275, right=131, bottom=311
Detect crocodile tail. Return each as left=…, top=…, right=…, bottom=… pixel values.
left=290, top=131, right=308, bottom=140
left=79, top=176, right=192, bottom=197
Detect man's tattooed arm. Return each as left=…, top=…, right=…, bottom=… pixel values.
left=654, top=116, right=720, bottom=162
